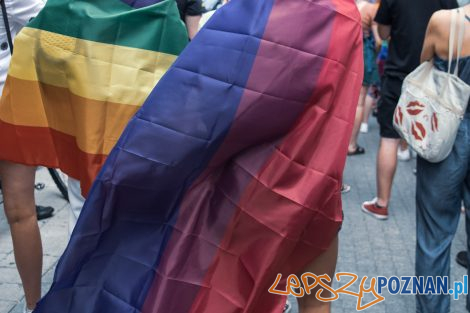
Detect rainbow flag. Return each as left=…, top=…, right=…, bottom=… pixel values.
left=0, top=0, right=187, bottom=195
left=36, top=0, right=363, bottom=312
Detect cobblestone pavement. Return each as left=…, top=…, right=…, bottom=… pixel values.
left=0, top=119, right=468, bottom=313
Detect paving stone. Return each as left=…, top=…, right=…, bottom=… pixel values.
left=0, top=284, right=23, bottom=301
left=42, top=268, right=55, bottom=285
left=0, top=267, right=21, bottom=285
left=8, top=301, right=24, bottom=313
left=0, top=300, right=16, bottom=313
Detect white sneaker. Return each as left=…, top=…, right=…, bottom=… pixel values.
left=360, top=123, right=368, bottom=133
left=341, top=183, right=351, bottom=194
left=283, top=300, right=292, bottom=313
left=397, top=148, right=411, bottom=161
left=23, top=304, right=33, bottom=313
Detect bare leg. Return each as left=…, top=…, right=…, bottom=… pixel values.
left=0, top=161, right=42, bottom=310
left=362, top=93, right=375, bottom=125
left=376, top=138, right=400, bottom=207
left=297, top=237, right=338, bottom=313
left=348, top=86, right=368, bottom=152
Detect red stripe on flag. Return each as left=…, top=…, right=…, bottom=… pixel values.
left=0, top=120, right=106, bottom=196
left=187, top=1, right=363, bottom=312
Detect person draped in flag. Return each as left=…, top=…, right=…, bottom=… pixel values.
left=1, top=1, right=47, bottom=312
left=32, top=0, right=363, bottom=312
left=0, top=0, right=188, bottom=311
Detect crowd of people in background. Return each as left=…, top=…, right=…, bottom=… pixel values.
left=354, top=0, right=470, bottom=312
left=1, top=0, right=470, bottom=312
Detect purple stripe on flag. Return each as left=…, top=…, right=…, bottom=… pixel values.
left=142, top=0, right=337, bottom=311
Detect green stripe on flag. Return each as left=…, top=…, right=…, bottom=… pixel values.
left=28, top=0, right=188, bottom=55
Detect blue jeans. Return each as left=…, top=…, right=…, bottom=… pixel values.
left=416, top=113, right=470, bottom=313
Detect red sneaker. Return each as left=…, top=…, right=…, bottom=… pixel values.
left=362, top=198, right=388, bottom=220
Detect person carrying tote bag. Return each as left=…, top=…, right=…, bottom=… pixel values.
left=414, top=4, right=470, bottom=313
left=393, top=9, right=470, bottom=163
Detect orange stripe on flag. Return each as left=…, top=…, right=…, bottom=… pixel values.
left=0, top=76, right=139, bottom=155
left=0, top=119, right=106, bottom=196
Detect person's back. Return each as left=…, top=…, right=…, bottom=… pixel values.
left=423, top=7, right=470, bottom=87
left=376, top=0, right=457, bottom=78
left=416, top=5, right=470, bottom=313
left=361, top=0, right=458, bottom=221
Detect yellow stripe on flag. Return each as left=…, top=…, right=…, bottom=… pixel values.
left=9, top=27, right=176, bottom=106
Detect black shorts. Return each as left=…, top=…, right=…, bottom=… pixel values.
left=377, top=75, right=404, bottom=139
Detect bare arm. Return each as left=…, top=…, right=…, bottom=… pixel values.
left=377, top=24, right=391, bottom=40
left=185, top=15, right=202, bottom=40
left=420, top=14, right=437, bottom=63
left=372, top=23, right=382, bottom=47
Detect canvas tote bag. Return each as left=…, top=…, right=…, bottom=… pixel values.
left=393, top=9, right=470, bottom=163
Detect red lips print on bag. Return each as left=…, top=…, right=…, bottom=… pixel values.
left=411, top=121, right=426, bottom=141
left=395, top=100, right=442, bottom=143
left=431, top=113, right=439, bottom=132
left=406, top=101, right=425, bottom=115
left=394, top=106, right=404, bottom=126
left=399, top=101, right=430, bottom=142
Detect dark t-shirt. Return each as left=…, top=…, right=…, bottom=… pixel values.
left=375, top=0, right=458, bottom=78
left=175, top=0, right=204, bottom=20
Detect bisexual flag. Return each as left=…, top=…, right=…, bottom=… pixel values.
left=36, top=0, right=363, bottom=312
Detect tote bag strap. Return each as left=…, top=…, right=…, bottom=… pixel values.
left=448, top=9, right=466, bottom=75
left=455, top=9, right=465, bottom=75
left=448, top=9, right=457, bottom=74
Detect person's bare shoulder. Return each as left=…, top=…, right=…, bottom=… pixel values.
left=427, top=10, right=455, bottom=58
left=429, top=10, right=453, bottom=37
